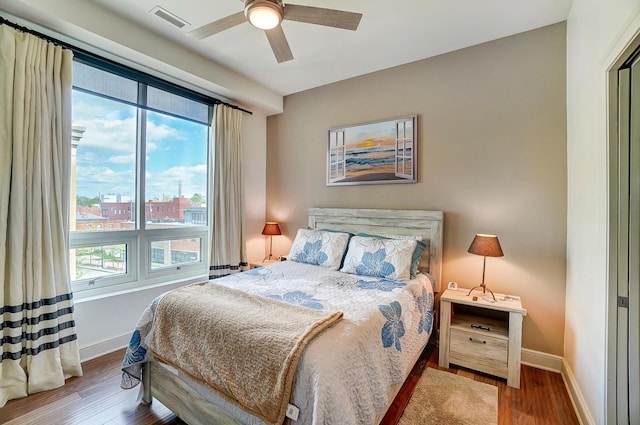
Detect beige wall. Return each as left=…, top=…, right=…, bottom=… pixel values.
left=266, top=23, right=567, bottom=355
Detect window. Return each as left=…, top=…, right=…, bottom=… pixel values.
left=70, top=57, right=212, bottom=295
left=149, top=238, right=202, bottom=270
left=328, top=130, right=346, bottom=183
left=395, top=118, right=414, bottom=179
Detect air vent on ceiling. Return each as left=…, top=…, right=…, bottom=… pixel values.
left=150, top=6, right=189, bottom=29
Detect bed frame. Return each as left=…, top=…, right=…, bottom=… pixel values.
left=142, top=208, right=444, bottom=425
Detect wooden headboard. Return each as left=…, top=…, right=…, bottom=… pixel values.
left=308, top=208, right=444, bottom=291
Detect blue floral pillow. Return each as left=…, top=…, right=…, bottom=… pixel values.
left=340, top=236, right=417, bottom=281
left=356, top=232, right=428, bottom=279
left=287, top=229, right=351, bottom=270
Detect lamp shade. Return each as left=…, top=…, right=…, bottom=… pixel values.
left=467, top=234, right=503, bottom=257
left=261, top=222, right=282, bottom=236
left=245, top=0, right=282, bottom=30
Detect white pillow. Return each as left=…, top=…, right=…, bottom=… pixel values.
left=340, top=236, right=417, bottom=281
left=287, top=229, right=351, bottom=270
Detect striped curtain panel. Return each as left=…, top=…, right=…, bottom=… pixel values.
left=0, top=25, right=82, bottom=407
left=208, top=105, right=248, bottom=278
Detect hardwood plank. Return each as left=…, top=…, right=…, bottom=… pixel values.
left=3, top=393, right=82, bottom=425
left=1, top=345, right=579, bottom=425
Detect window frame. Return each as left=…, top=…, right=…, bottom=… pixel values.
left=143, top=227, right=206, bottom=278
left=70, top=54, right=213, bottom=298
left=70, top=231, right=138, bottom=292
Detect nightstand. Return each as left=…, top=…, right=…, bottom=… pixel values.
left=438, top=288, right=527, bottom=388
left=248, top=259, right=279, bottom=269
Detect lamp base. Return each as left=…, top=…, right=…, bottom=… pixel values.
left=466, top=284, right=497, bottom=301
left=263, top=235, right=276, bottom=262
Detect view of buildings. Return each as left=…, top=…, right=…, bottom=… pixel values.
left=75, top=195, right=206, bottom=231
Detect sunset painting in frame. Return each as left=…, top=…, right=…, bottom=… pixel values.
left=327, top=115, right=417, bottom=186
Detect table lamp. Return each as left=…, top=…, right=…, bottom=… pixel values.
left=261, top=222, right=281, bottom=261
left=466, top=234, right=503, bottom=301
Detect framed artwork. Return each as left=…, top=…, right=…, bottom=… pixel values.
left=327, top=115, right=417, bottom=186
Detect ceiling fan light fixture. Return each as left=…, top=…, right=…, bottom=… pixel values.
left=245, top=0, right=283, bottom=30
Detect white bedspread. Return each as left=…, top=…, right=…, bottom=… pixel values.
left=122, top=260, right=435, bottom=425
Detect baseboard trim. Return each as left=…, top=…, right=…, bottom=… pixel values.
left=521, top=348, right=563, bottom=372
left=79, top=333, right=130, bottom=362
left=561, top=358, right=596, bottom=425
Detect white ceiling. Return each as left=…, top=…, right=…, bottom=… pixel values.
left=91, top=0, right=573, bottom=95
left=0, top=0, right=573, bottom=108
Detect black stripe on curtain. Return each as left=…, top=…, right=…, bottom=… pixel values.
left=1, top=330, right=78, bottom=361
left=209, top=262, right=248, bottom=279
left=1, top=292, right=78, bottom=362
left=0, top=292, right=74, bottom=314
left=1, top=306, right=76, bottom=330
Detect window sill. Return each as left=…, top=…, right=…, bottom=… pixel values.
left=74, top=274, right=207, bottom=303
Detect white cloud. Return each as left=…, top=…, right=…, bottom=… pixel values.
left=74, top=116, right=137, bottom=153
left=145, top=164, right=207, bottom=199
left=147, top=122, right=186, bottom=143
left=75, top=165, right=136, bottom=198
left=73, top=94, right=187, bottom=154
left=76, top=156, right=206, bottom=200
left=107, top=154, right=136, bottom=164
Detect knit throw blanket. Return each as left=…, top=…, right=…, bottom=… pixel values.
left=148, top=281, right=343, bottom=425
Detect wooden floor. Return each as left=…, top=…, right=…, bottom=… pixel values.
left=0, top=345, right=579, bottom=425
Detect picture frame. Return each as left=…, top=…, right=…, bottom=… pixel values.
left=327, top=115, right=417, bottom=186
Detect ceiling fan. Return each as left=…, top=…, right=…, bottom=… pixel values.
left=187, top=0, right=363, bottom=63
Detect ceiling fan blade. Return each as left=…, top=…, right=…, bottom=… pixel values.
left=187, top=11, right=246, bottom=40
left=265, top=26, right=294, bottom=63
left=283, top=4, right=362, bottom=31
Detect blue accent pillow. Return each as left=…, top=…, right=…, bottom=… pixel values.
left=356, top=233, right=427, bottom=279
left=287, top=229, right=351, bottom=270
left=307, top=227, right=354, bottom=268
left=410, top=240, right=428, bottom=278
left=341, top=236, right=417, bottom=281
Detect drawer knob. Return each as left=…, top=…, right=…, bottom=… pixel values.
left=469, top=337, right=487, bottom=344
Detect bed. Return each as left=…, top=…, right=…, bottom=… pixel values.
left=121, top=207, right=443, bottom=425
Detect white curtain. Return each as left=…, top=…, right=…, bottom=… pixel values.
left=0, top=24, right=82, bottom=407
left=208, top=104, right=248, bottom=278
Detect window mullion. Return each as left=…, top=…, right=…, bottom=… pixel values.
left=138, top=83, right=148, bottom=280
left=137, top=83, right=147, bottom=232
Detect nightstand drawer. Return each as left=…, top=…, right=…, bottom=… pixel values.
left=449, top=314, right=508, bottom=378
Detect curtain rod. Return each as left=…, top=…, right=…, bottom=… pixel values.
left=0, top=16, right=252, bottom=115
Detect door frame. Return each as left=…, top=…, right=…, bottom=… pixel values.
left=606, top=31, right=640, bottom=425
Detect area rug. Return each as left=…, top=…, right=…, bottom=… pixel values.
left=398, top=368, right=498, bottom=425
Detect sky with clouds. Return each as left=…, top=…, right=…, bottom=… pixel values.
left=72, top=91, right=208, bottom=202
